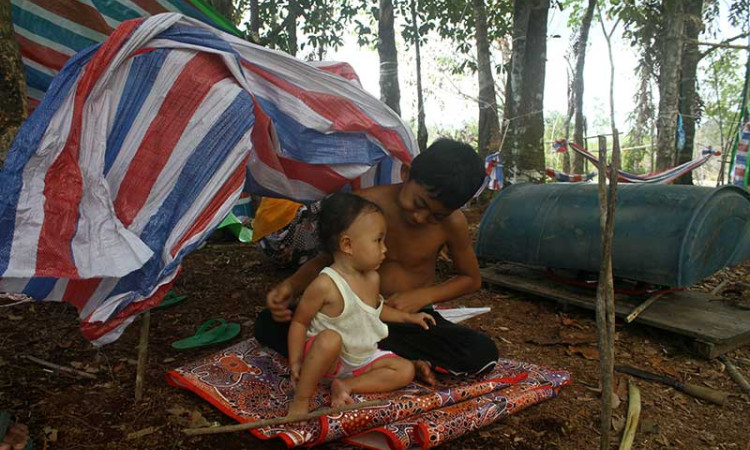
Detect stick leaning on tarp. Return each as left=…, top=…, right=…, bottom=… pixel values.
left=182, top=399, right=388, bottom=436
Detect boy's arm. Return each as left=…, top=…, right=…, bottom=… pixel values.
left=380, top=304, right=436, bottom=329
left=267, top=252, right=334, bottom=322
left=388, top=212, right=482, bottom=313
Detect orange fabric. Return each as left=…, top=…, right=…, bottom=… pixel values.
left=251, top=197, right=302, bottom=242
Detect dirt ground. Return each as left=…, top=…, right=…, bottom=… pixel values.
left=1, top=205, right=749, bottom=450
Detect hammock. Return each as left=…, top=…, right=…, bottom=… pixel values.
left=546, top=139, right=720, bottom=184
left=0, top=14, right=417, bottom=344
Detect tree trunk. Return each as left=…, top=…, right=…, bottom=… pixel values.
left=378, top=0, right=401, bottom=115
left=473, top=0, right=501, bottom=158
left=411, top=0, right=428, bottom=152
left=501, top=0, right=548, bottom=182
left=0, top=0, right=27, bottom=167
left=572, top=0, right=596, bottom=174
left=655, top=0, right=684, bottom=171
left=562, top=63, right=574, bottom=173
left=286, top=6, right=298, bottom=56
left=675, top=0, right=703, bottom=184
left=249, top=0, right=260, bottom=42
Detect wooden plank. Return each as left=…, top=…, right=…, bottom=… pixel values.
left=481, top=263, right=750, bottom=357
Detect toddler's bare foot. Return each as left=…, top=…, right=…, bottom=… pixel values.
left=286, top=398, right=310, bottom=420
left=414, top=360, right=437, bottom=386
left=330, top=379, right=355, bottom=408
left=1, top=423, right=29, bottom=450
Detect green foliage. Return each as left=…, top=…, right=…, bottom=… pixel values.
left=239, top=0, right=361, bottom=54
left=420, top=0, right=513, bottom=74
left=728, top=0, right=749, bottom=32
left=700, top=49, right=745, bottom=150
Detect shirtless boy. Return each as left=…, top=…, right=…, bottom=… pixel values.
left=255, top=138, right=499, bottom=382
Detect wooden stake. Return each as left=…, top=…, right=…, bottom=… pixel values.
left=24, top=355, right=97, bottom=380
left=135, top=311, right=150, bottom=402
left=720, top=355, right=750, bottom=395
left=618, top=381, right=641, bottom=450
left=596, top=132, right=619, bottom=450
left=182, top=399, right=388, bottom=436
left=625, top=291, right=668, bottom=323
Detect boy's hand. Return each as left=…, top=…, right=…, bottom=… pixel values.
left=407, top=312, right=436, bottom=330
left=387, top=291, right=426, bottom=313
left=267, top=280, right=295, bottom=322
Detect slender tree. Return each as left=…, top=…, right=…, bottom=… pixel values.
left=378, top=0, right=401, bottom=115
left=675, top=0, right=704, bottom=184
left=0, top=0, right=27, bottom=166
left=473, top=0, right=502, bottom=158
left=409, top=0, right=428, bottom=151
left=572, top=0, right=597, bottom=174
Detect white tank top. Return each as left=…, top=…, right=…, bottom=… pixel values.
left=307, top=267, right=389, bottom=365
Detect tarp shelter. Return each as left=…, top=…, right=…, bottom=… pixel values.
left=0, top=13, right=417, bottom=344
left=11, top=0, right=241, bottom=113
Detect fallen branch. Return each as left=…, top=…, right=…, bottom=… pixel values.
left=625, top=291, right=668, bottom=323
left=616, top=365, right=729, bottom=406
left=618, top=381, right=641, bottom=450
left=183, top=399, right=388, bottom=436
left=719, top=355, right=750, bottom=395
left=24, top=355, right=97, bottom=380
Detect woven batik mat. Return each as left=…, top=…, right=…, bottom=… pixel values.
left=166, top=338, right=571, bottom=449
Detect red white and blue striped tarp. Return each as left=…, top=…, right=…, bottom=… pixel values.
left=0, top=13, right=418, bottom=344
left=11, top=0, right=239, bottom=114
left=484, top=152, right=503, bottom=190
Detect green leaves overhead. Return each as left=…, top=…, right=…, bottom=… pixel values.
left=240, top=0, right=360, bottom=54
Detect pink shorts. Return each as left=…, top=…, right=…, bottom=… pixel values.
left=304, top=335, right=398, bottom=379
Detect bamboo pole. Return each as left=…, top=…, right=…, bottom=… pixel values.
left=183, top=399, right=388, bottom=436
left=618, top=381, right=641, bottom=450
left=135, top=311, right=151, bottom=402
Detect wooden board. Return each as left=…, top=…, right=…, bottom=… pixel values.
left=481, top=263, right=750, bottom=359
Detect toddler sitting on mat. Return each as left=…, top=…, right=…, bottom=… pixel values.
left=286, top=193, right=434, bottom=417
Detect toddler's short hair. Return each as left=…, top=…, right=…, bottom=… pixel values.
left=319, top=193, right=382, bottom=254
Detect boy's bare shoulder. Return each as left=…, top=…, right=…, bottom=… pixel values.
left=443, top=208, right=470, bottom=233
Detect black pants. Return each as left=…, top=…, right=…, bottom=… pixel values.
left=253, top=308, right=499, bottom=376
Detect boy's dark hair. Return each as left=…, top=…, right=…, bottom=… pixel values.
left=319, top=193, right=382, bottom=254
left=409, top=138, right=486, bottom=210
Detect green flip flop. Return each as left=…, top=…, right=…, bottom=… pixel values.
left=172, top=318, right=241, bottom=350
left=218, top=212, right=253, bottom=243
left=154, top=291, right=188, bottom=311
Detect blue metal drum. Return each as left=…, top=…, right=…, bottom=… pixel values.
left=475, top=183, right=750, bottom=287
